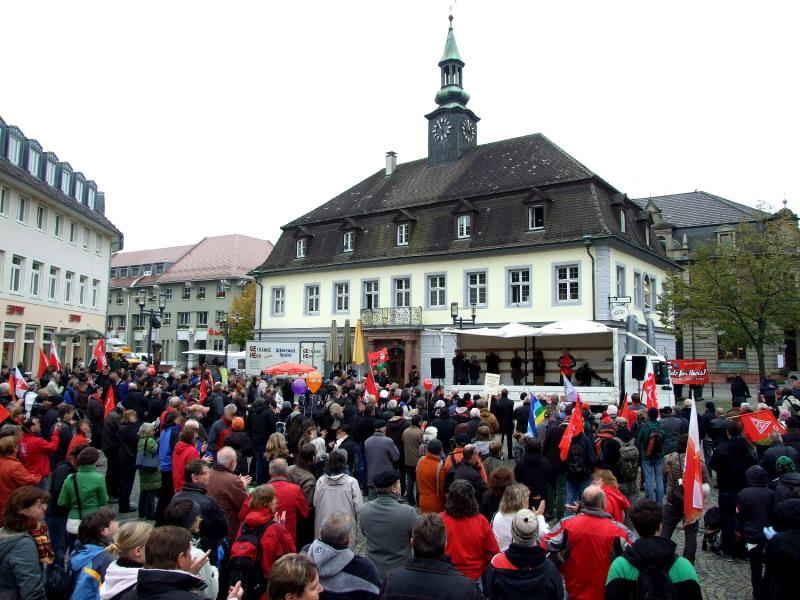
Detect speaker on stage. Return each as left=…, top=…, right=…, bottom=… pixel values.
left=430, top=358, right=445, bottom=379
left=631, top=355, right=647, bottom=381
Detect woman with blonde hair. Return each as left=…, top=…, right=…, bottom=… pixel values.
left=99, top=521, right=153, bottom=600
left=265, top=432, right=292, bottom=462
left=492, top=483, right=549, bottom=551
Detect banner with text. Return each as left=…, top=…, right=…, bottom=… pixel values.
left=668, top=359, right=709, bottom=385
left=245, top=341, right=299, bottom=375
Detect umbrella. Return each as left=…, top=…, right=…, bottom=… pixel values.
left=353, top=319, right=366, bottom=366
left=341, top=319, right=352, bottom=366
left=327, top=319, right=340, bottom=365
left=263, top=362, right=315, bottom=376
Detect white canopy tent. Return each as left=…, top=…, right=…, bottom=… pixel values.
left=182, top=350, right=246, bottom=359
left=441, top=322, right=541, bottom=338
left=441, top=320, right=613, bottom=338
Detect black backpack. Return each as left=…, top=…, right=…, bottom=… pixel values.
left=443, top=452, right=462, bottom=494
left=225, top=519, right=274, bottom=599
left=566, top=441, right=588, bottom=476
left=634, top=557, right=678, bottom=600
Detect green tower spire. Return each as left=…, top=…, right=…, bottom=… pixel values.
left=439, top=14, right=463, bottom=65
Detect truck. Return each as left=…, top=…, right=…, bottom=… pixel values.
left=441, top=320, right=674, bottom=408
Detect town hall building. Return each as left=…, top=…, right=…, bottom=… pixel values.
left=252, top=16, right=677, bottom=385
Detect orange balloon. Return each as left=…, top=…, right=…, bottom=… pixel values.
left=307, top=371, right=323, bottom=393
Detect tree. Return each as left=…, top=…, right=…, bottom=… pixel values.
left=228, top=281, right=256, bottom=347
left=657, top=213, right=800, bottom=379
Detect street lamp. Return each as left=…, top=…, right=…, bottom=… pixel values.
left=217, top=311, right=241, bottom=367
left=138, top=290, right=166, bottom=364
left=450, top=301, right=477, bottom=329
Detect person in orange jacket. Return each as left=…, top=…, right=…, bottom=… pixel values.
left=0, top=436, right=41, bottom=515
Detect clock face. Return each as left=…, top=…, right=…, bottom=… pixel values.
left=432, top=117, right=452, bottom=142
left=461, top=119, right=476, bottom=142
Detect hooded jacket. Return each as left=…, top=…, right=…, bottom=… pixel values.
left=136, top=568, right=207, bottom=600
left=171, top=440, right=200, bottom=493
left=379, top=555, right=485, bottom=600
left=764, top=498, right=800, bottom=600
left=99, top=558, right=140, bottom=600
left=171, top=482, right=229, bottom=552
left=736, top=465, right=774, bottom=544
left=771, top=471, right=800, bottom=510
left=0, top=528, right=46, bottom=599
left=238, top=507, right=295, bottom=589
left=605, top=536, right=702, bottom=600
left=313, top=472, right=363, bottom=540
left=70, top=543, right=114, bottom=600
left=305, top=539, right=381, bottom=600
left=486, top=543, right=563, bottom=600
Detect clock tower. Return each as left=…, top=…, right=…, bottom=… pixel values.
left=426, top=15, right=480, bottom=167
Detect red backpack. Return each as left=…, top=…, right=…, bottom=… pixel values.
left=225, top=519, right=274, bottom=599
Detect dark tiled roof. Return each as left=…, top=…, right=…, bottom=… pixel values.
left=285, top=133, right=598, bottom=227
left=632, top=191, right=768, bottom=228
left=257, top=133, right=670, bottom=274
left=0, top=154, right=123, bottom=241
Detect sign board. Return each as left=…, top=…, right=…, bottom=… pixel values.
left=610, top=305, right=630, bottom=321
left=483, top=372, right=501, bottom=407
left=245, top=341, right=299, bottom=375
left=668, top=359, right=709, bottom=384
left=300, top=342, right=326, bottom=372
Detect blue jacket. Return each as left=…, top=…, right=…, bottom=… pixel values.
left=159, top=425, right=179, bottom=471
left=70, top=543, right=113, bottom=600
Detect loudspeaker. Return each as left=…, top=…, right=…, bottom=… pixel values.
left=631, top=355, right=647, bottom=381
left=430, top=358, right=446, bottom=379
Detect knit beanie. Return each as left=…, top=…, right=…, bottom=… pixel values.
left=76, top=447, right=101, bottom=466
left=232, top=417, right=245, bottom=431
left=776, top=455, right=796, bottom=475
left=511, top=509, right=539, bottom=546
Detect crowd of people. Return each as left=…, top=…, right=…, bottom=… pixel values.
left=0, top=360, right=799, bottom=599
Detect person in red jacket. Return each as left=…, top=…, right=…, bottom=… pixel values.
left=18, top=417, right=61, bottom=487
left=237, top=483, right=296, bottom=600
left=172, top=425, right=203, bottom=493
left=542, top=485, right=634, bottom=600
left=439, top=479, right=499, bottom=585
left=266, top=458, right=309, bottom=545
left=0, top=436, right=41, bottom=515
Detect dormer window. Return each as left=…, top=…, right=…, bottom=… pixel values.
left=528, top=206, right=544, bottom=230
left=6, top=135, right=21, bottom=165
left=74, top=179, right=84, bottom=203
left=457, top=214, right=471, bottom=238
left=88, top=188, right=96, bottom=210
left=27, top=149, right=40, bottom=175
left=343, top=231, right=354, bottom=253
left=60, top=169, right=71, bottom=194
left=45, top=161, right=57, bottom=186
left=619, top=208, right=626, bottom=234
left=645, top=226, right=651, bottom=247
left=397, top=223, right=409, bottom=246
left=296, top=238, right=306, bottom=258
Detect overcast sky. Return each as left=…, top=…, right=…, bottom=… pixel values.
left=3, top=1, right=798, bottom=251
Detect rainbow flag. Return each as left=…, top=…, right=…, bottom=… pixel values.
left=527, top=391, right=545, bottom=436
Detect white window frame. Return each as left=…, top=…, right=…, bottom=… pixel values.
left=296, top=238, right=306, bottom=258
left=53, top=213, right=63, bottom=238
left=35, top=204, right=46, bottom=231
left=95, top=232, right=102, bottom=255
left=333, top=281, right=350, bottom=313
left=6, top=136, right=21, bottom=165
left=82, top=227, right=90, bottom=250
left=619, top=208, right=626, bottom=234
left=64, top=271, right=74, bottom=303
left=69, top=221, right=77, bottom=244
left=464, top=270, right=487, bottom=307
left=30, top=261, right=42, bottom=297
left=177, top=312, right=191, bottom=327
left=507, top=266, right=532, bottom=307
left=74, top=179, right=84, bottom=202
left=643, top=274, right=655, bottom=311
left=457, top=214, right=471, bottom=239
left=182, top=286, right=191, bottom=300
left=616, top=264, right=626, bottom=298
left=78, top=275, right=87, bottom=306
left=216, top=282, right=226, bottom=298
left=528, top=205, right=544, bottom=231
left=16, top=196, right=28, bottom=224
left=426, top=273, right=447, bottom=310
left=362, top=279, right=379, bottom=310
left=396, top=223, right=409, bottom=246
left=342, top=231, right=354, bottom=253
left=47, top=267, right=59, bottom=301
left=10, top=255, right=23, bottom=294
left=633, top=271, right=643, bottom=308
left=645, top=226, right=651, bottom=247
left=553, top=262, right=581, bottom=305
left=213, top=339, right=225, bottom=351
left=0, top=187, right=8, bottom=217
left=304, top=284, right=320, bottom=315
left=196, top=286, right=206, bottom=300
left=162, top=312, right=171, bottom=326
left=197, top=311, right=208, bottom=327
left=60, top=170, right=71, bottom=195
left=393, top=276, right=411, bottom=308
left=271, top=287, right=286, bottom=317
left=45, top=161, right=57, bottom=186
left=87, top=188, right=96, bottom=210
left=91, top=279, right=99, bottom=308
left=27, top=149, right=39, bottom=175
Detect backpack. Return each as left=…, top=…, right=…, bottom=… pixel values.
left=566, top=441, right=588, bottom=477
left=595, top=430, right=615, bottom=459
left=616, top=437, right=640, bottom=482
left=443, top=452, right=462, bottom=494
left=225, top=519, right=274, bottom=599
left=634, top=557, right=678, bottom=600
left=645, top=425, right=665, bottom=460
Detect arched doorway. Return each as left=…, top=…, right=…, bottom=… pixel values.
left=386, top=343, right=406, bottom=384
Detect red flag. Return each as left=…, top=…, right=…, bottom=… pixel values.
left=0, top=404, right=9, bottom=425
left=37, top=347, right=49, bottom=379
left=13, top=368, right=28, bottom=399
left=365, top=369, right=379, bottom=399
left=559, top=379, right=584, bottom=461
left=368, top=348, right=388, bottom=367
left=104, top=385, right=116, bottom=417
left=93, top=338, right=108, bottom=370
left=7, top=369, right=15, bottom=398
left=619, top=393, right=630, bottom=422
left=683, top=396, right=704, bottom=525
left=740, top=409, right=786, bottom=443
left=199, top=378, right=209, bottom=404
left=49, top=341, right=62, bottom=370
left=642, top=363, right=658, bottom=410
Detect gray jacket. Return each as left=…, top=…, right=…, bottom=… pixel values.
left=660, top=415, right=688, bottom=456
left=359, top=493, right=417, bottom=579
left=313, top=473, right=363, bottom=541
left=0, top=529, right=46, bottom=599
left=364, top=432, right=399, bottom=485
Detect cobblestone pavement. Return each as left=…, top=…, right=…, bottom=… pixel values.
left=110, top=456, right=753, bottom=599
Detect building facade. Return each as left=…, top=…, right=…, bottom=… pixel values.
left=635, top=191, right=798, bottom=384
left=252, top=18, right=677, bottom=385
left=0, top=117, right=123, bottom=373
left=107, top=234, right=272, bottom=368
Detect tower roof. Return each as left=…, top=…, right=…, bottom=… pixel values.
left=439, top=15, right=463, bottom=65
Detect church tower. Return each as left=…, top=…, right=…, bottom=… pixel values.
left=426, top=15, right=480, bottom=166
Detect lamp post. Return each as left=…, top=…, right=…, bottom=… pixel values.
left=217, top=311, right=241, bottom=368
left=450, top=301, right=477, bottom=329
left=137, top=290, right=166, bottom=364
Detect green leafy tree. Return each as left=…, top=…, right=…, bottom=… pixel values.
left=657, top=213, right=800, bottom=379
left=228, top=281, right=256, bottom=347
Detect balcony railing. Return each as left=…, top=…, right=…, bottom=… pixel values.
left=360, top=307, right=423, bottom=327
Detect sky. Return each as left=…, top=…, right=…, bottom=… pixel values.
left=2, top=1, right=798, bottom=252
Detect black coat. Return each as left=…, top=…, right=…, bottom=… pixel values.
left=514, top=451, right=551, bottom=500
left=136, top=568, right=206, bottom=600
left=763, top=498, right=800, bottom=600
left=454, top=460, right=488, bottom=502
left=513, top=403, right=529, bottom=434
left=117, top=422, right=139, bottom=464
left=125, top=390, right=148, bottom=422
left=249, top=403, right=276, bottom=447
left=337, top=436, right=358, bottom=473
left=380, top=556, right=486, bottom=600
left=735, top=466, right=774, bottom=544
left=485, top=544, right=563, bottom=600
left=710, top=436, right=756, bottom=492
left=492, top=397, right=515, bottom=433
left=170, top=483, right=229, bottom=552
left=431, top=417, right=456, bottom=450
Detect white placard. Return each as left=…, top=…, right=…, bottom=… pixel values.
left=245, top=341, right=299, bottom=375
left=483, top=372, right=501, bottom=404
